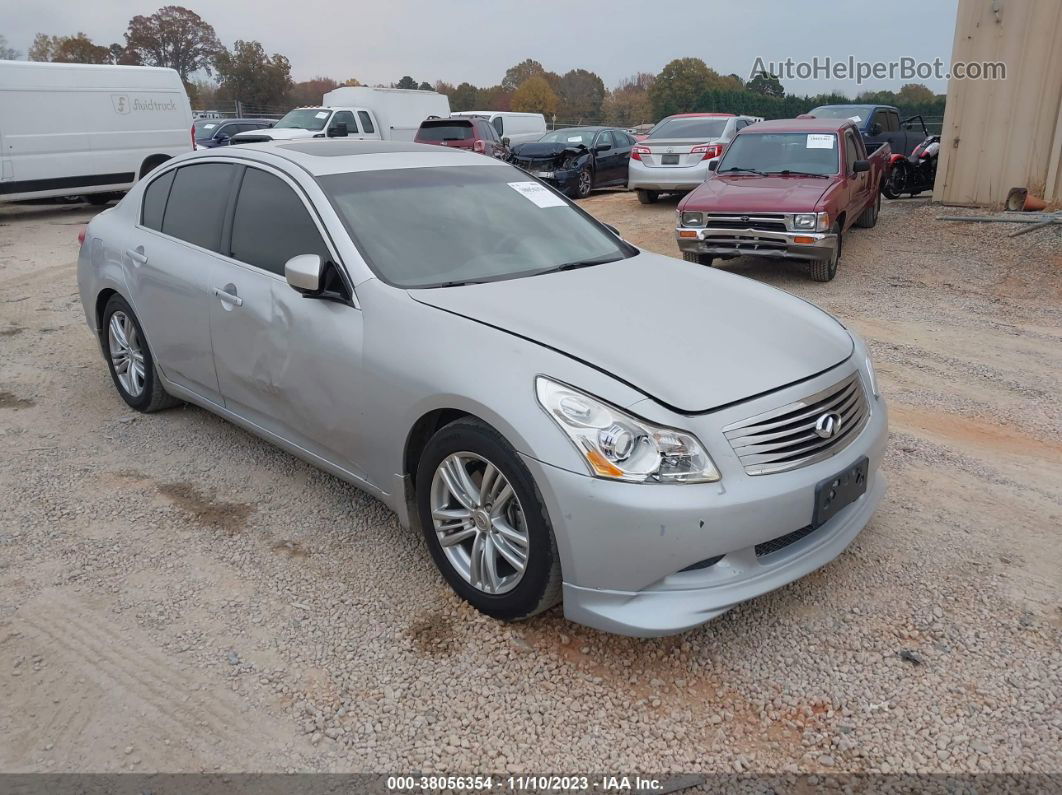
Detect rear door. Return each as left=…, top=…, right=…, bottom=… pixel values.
left=206, top=165, right=367, bottom=474
left=125, top=162, right=235, bottom=403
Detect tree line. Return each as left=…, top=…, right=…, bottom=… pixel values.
left=2, top=11, right=946, bottom=124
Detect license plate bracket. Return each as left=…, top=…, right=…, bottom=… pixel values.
left=662, top=154, right=680, bottom=165
left=812, top=456, right=868, bottom=528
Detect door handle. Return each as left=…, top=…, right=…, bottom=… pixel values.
left=126, top=248, right=148, bottom=266
left=213, top=287, right=243, bottom=307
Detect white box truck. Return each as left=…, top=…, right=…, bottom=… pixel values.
left=231, top=86, right=450, bottom=144
left=0, top=60, right=193, bottom=203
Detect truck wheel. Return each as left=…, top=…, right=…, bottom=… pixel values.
left=855, top=190, right=880, bottom=228
left=683, top=251, right=715, bottom=267
left=637, top=189, right=658, bottom=205
left=809, top=223, right=842, bottom=282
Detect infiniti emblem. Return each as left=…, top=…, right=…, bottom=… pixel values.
left=814, top=411, right=843, bottom=439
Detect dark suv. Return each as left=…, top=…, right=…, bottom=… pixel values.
left=194, top=118, right=275, bottom=149
left=414, top=118, right=509, bottom=159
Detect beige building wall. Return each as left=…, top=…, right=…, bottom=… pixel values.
left=934, top=0, right=1062, bottom=205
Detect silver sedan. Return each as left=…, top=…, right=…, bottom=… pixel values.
left=77, top=140, right=887, bottom=637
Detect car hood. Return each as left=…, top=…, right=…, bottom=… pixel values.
left=510, top=142, right=588, bottom=158
left=684, top=174, right=835, bottom=212
left=409, top=252, right=852, bottom=413
left=231, top=128, right=311, bottom=142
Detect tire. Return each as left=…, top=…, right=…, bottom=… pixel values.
left=882, top=162, right=908, bottom=199
left=86, top=193, right=118, bottom=206
left=572, top=167, right=593, bottom=199
left=637, top=189, right=658, bottom=205
left=415, top=417, right=562, bottom=622
left=809, top=223, right=842, bottom=282
left=855, top=188, right=880, bottom=228
left=101, top=294, right=182, bottom=413
left=682, top=251, right=715, bottom=266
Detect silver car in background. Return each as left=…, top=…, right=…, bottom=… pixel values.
left=77, top=140, right=886, bottom=637
left=629, top=113, right=763, bottom=204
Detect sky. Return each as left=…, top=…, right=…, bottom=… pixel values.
left=5, top=0, right=961, bottom=96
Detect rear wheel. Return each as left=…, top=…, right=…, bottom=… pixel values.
left=416, top=418, right=562, bottom=622
left=809, top=223, right=842, bottom=282
left=683, top=251, right=715, bottom=266
left=637, top=189, right=658, bottom=205
left=101, top=294, right=182, bottom=413
left=855, top=188, right=880, bottom=228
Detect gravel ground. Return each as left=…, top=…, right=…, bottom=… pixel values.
left=0, top=192, right=1059, bottom=778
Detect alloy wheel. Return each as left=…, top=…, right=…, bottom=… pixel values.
left=429, top=452, right=529, bottom=595
left=107, top=310, right=146, bottom=397
left=577, top=168, right=592, bottom=198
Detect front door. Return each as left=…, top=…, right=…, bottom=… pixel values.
left=206, top=165, right=367, bottom=476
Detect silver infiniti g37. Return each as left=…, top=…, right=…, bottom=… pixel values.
left=77, top=140, right=887, bottom=637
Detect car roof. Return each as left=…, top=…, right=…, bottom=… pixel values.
left=736, top=118, right=856, bottom=134
left=666, top=113, right=735, bottom=118
left=215, top=139, right=509, bottom=176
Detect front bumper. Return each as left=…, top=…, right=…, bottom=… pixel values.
left=628, top=158, right=714, bottom=192
left=527, top=168, right=579, bottom=195
left=521, top=363, right=888, bottom=637
left=676, top=225, right=838, bottom=262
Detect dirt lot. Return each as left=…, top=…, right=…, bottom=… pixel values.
left=1, top=192, right=1059, bottom=777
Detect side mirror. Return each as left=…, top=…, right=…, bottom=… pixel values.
left=215, top=133, right=230, bottom=143
left=267, top=121, right=276, bottom=128
left=707, top=160, right=719, bottom=171
left=285, top=254, right=323, bottom=295
left=852, top=159, right=871, bottom=173
left=501, top=136, right=510, bottom=146
left=328, top=123, right=349, bottom=138
left=869, top=123, right=882, bottom=136
left=595, top=144, right=611, bottom=152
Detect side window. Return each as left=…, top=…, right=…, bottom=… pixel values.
left=871, top=109, right=889, bottom=133
left=331, top=111, right=357, bottom=133
left=594, top=131, right=612, bottom=150
left=357, top=111, right=375, bottom=134
left=482, top=120, right=499, bottom=142
left=229, top=168, right=331, bottom=276
left=886, top=111, right=900, bottom=132
left=609, top=130, right=626, bottom=148
left=160, top=164, right=236, bottom=252
left=844, top=133, right=860, bottom=172
left=141, top=169, right=175, bottom=231
left=492, top=116, right=504, bottom=136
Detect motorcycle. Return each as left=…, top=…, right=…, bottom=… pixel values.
left=882, top=115, right=939, bottom=199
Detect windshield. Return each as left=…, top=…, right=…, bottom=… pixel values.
left=417, top=121, right=473, bottom=142
left=808, top=105, right=868, bottom=122
left=649, top=118, right=727, bottom=140
left=318, top=165, right=631, bottom=288
left=717, top=132, right=839, bottom=176
left=193, top=120, right=221, bottom=139
left=274, top=108, right=331, bottom=131
left=538, top=129, right=596, bottom=147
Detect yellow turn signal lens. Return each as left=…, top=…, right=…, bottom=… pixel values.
left=793, top=235, right=816, bottom=244
left=678, top=230, right=698, bottom=238
left=585, top=449, right=624, bottom=477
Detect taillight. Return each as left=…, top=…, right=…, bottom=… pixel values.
left=77, top=227, right=87, bottom=247
left=631, top=145, right=650, bottom=161
left=691, top=143, right=725, bottom=160
left=191, top=124, right=195, bottom=149
left=473, top=139, right=486, bottom=154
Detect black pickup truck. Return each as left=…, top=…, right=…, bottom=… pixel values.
left=806, top=104, right=925, bottom=157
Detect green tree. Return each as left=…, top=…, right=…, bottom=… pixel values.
left=501, top=58, right=544, bottom=92
left=649, top=57, right=720, bottom=117
left=417, top=81, right=432, bottom=91
left=450, top=82, right=479, bottom=111
left=557, top=68, right=605, bottom=122
left=395, top=75, right=417, bottom=89
left=603, top=73, right=655, bottom=126
left=214, top=40, right=292, bottom=108
left=511, top=75, right=557, bottom=116
left=0, top=34, right=20, bottom=60
left=476, top=84, right=512, bottom=112
left=896, top=83, right=935, bottom=105
left=124, top=6, right=222, bottom=81
left=290, top=76, right=339, bottom=106
left=747, top=70, right=784, bottom=98
left=28, top=32, right=111, bottom=64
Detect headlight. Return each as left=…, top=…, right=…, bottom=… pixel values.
left=535, top=377, right=720, bottom=483
left=793, top=213, right=817, bottom=229
left=865, top=354, right=880, bottom=398
left=680, top=211, right=705, bottom=227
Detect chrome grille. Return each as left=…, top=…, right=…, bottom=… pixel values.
left=706, top=213, right=788, bottom=233
left=723, top=372, right=869, bottom=475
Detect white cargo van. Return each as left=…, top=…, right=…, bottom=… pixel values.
left=449, top=111, right=546, bottom=145
left=0, top=60, right=193, bottom=203
left=231, top=86, right=450, bottom=144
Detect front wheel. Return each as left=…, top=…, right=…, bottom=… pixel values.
left=637, top=189, right=658, bottom=204
left=571, top=167, right=593, bottom=199
left=415, top=418, right=562, bottom=622
left=882, top=162, right=908, bottom=199
left=809, top=223, right=842, bottom=282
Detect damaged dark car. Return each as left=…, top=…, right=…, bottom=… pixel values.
left=508, top=127, right=635, bottom=199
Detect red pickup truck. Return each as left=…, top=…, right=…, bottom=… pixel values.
left=675, top=118, right=889, bottom=282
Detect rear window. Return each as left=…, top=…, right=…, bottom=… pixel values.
left=417, top=121, right=473, bottom=142
left=808, top=105, right=870, bottom=123
left=160, top=164, right=237, bottom=252
left=141, top=169, right=175, bottom=231
left=649, top=118, right=728, bottom=140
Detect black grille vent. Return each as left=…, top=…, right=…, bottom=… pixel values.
left=755, top=525, right=817, bottom=557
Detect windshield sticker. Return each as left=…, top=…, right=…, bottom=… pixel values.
left=807, top=134, right=835, bottom=149
left=314, top=111, right=329, bottom=119
left=567, top=136, right=582, bottom=142
left=508, top=181, right=567, bottom=208
left=203, top=123, right=216, bottom=129
left=848, top=115, right=862, bottom=122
